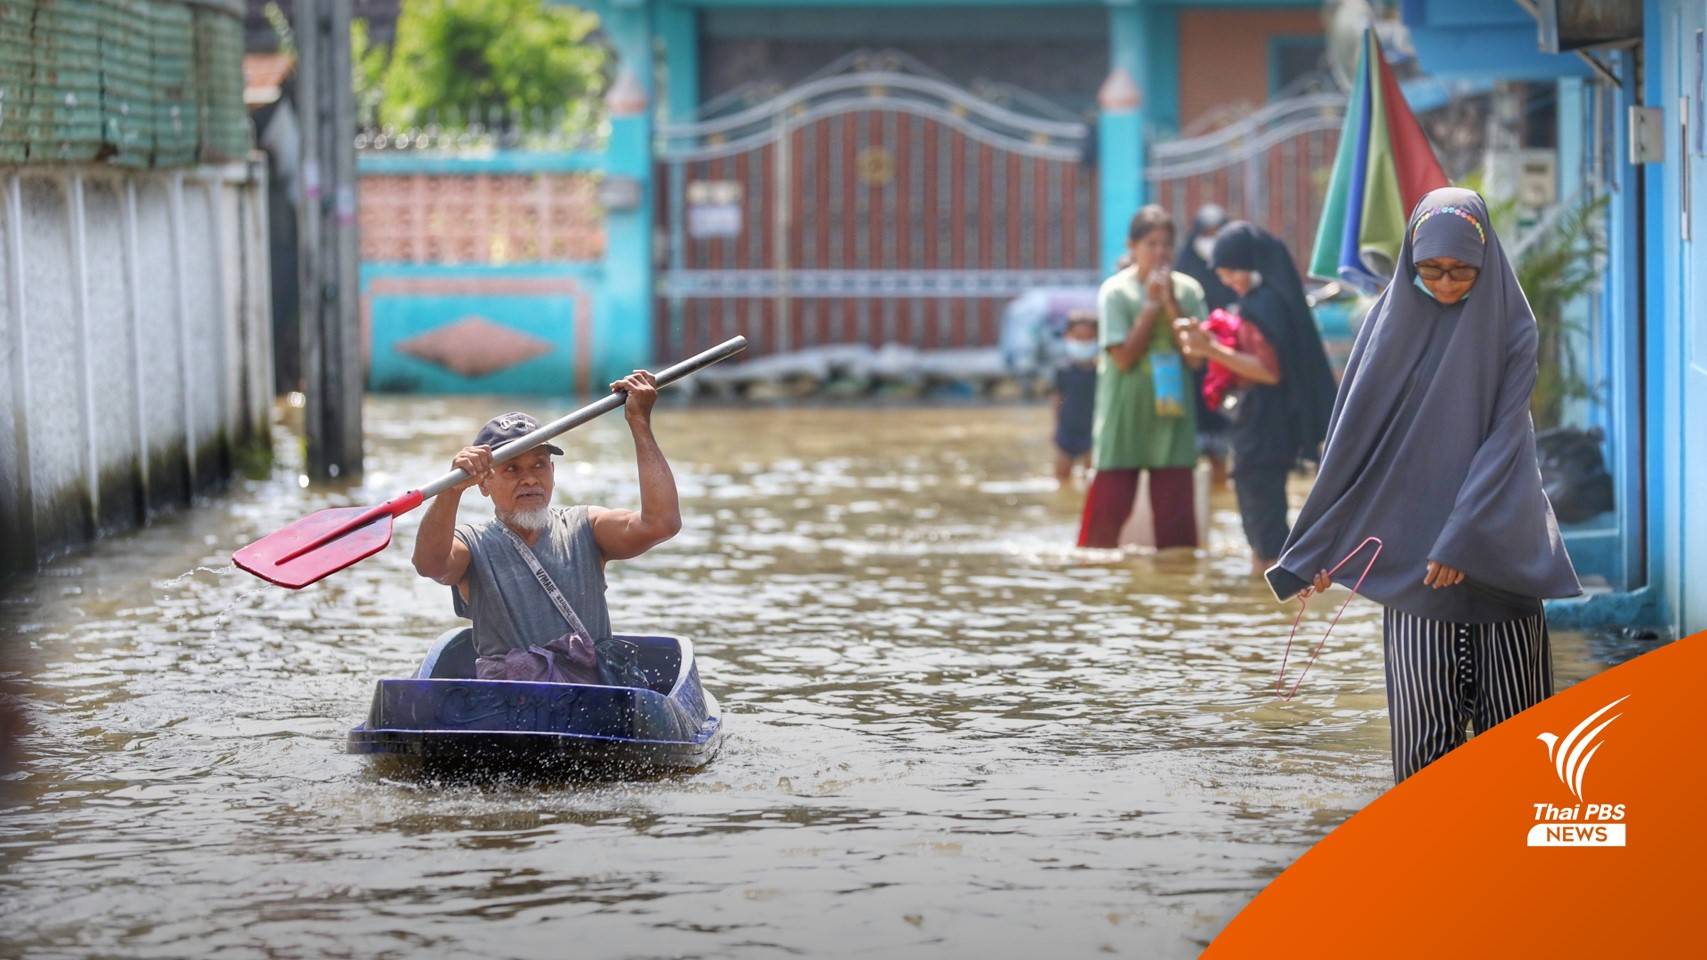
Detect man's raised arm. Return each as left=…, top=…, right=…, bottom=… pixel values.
left=592, top=371, right=683, bottom=562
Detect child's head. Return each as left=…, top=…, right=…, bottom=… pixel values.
left=1124, top=205, right=1175, bottom=275
left=1062, top=311, right=1100, bottom=365
left=1064, top=311, right=1097, bottom=342
left=1209, top=221, right=1264, bottom=296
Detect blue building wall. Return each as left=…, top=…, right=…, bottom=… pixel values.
left=1643, top=0, right=1707, bottom=636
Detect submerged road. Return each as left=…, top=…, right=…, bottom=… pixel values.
left=0, top=398, right=1640, bottom=958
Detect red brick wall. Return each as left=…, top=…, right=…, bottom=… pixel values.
left=1177, top=8, right=1325, bottom=131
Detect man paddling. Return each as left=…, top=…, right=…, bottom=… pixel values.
left=411, top=370, right=682, bottom=685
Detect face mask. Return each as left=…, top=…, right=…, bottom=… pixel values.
left=1248, top=270, right=1262, bottom=289
left=1194, top=236, right=1215, bottom=262
left=1063, top=339, right=1101, bottom=363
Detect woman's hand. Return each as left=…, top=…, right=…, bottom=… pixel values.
left=1144, top=269, right=1174, bottom=310
left=1173, top=317, right=1213, bottom=358
left=1147, top=271, right=1174, bottom=316
left=1299, top=569, right=1333, bottom=599
left=1424, top=561, right=1465, bottom=589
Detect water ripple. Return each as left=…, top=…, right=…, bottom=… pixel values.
left=0, top=400, right=1640, bottom=959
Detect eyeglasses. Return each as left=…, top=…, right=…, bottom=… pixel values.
left=1415, top=264, right=1480, bottom=282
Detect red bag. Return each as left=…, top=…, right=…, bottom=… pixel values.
left=1200, top=308, right=1244, bottom=409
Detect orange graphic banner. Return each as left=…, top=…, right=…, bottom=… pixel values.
left=1207, top=631, right=1707, bottom=957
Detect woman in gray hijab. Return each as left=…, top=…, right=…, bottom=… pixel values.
left=1265, top=188, right=1581, bottom=783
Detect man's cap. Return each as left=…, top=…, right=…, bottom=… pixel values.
left=474, top=412, right=563, bottom=455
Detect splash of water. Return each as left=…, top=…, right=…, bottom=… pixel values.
left=159, top=564, right=237, bottom=587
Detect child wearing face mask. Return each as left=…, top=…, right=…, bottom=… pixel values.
left=1052, top=311, right=1100, bottom=487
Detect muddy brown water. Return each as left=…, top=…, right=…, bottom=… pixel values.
left=0, top=399, right=1641, bottom=958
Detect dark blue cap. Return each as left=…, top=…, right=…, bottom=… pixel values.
left=474, top=412, right=563, bottom=455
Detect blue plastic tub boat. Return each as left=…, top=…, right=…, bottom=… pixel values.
left=347, top=628, right=724, bottom=773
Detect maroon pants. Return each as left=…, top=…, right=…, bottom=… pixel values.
left=1076, top=466, right=1197, bottom=549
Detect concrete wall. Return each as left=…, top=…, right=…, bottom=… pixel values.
left=0, top=162, right=273, bottom=574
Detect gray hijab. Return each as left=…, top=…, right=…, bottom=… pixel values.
left=1266, top=188, right=1580, bottom=622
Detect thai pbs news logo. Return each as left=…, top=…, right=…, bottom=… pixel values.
left=1528, top=695, right=1628, bottom=847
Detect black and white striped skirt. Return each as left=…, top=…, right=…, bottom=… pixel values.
left=1381, top=606, right=1553, bottom=783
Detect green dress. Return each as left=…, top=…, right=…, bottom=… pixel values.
left=1093, top=268, right=1206, bottom=470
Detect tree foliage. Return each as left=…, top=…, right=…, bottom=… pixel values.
left=371, top=0, right=607, bottom=131
left=351, top=18, right=390, bottom=119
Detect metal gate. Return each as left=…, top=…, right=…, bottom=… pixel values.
left=1146, top=92, right=1345, bottom=269
left=656, top=59, right=1100, bottom=360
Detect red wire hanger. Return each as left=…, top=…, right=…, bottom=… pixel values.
left=1274, top=536, right=1384, bottom=701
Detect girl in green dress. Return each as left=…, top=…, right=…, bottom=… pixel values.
left=1077, top=206, right=1206, bottom=548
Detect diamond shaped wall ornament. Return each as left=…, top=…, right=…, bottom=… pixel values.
left=395, top=316, right=554, bottom=378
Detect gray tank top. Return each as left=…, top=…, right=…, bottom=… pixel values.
left=452, top=505, right=612, bottom=659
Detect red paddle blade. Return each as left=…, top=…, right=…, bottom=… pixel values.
left=234, top=506, right=396, bottom=589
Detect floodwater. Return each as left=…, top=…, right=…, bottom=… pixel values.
left=0, top=398, right=1645, bottom=958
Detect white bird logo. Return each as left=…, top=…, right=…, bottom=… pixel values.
left=1536, top=695, right=1628, bottom=802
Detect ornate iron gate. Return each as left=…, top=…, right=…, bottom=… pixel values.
left=656, top=60, right=1099, bottom=359
left=1146, top=92, right=1344, bottom=269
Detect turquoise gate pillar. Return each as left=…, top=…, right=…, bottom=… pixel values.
left=1099, top=1, right=1148, bottom=276
left=656, top=1, right=698, bottom=127
left=1139, top=1, right=1178, bottom=139
left=598, top=0, right=656, bottom=383
left=1098, top=68, right=1143, bottom=277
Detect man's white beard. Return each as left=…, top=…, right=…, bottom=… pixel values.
left=498, top=505, right=553, bottom=532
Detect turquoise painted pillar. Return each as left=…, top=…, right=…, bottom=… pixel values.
left=654, top=1, right=696, bottom=360
left=1108, top=0, right=1144, bottom=97
left=1635, top=6, right=1674, bottom=622
left=1100, top=1, right=1148, bottom=275
left=656, top=2, right=698, bottom=125
left=600, top=0, right=656, bottom=383
left=1555, top=78, right=1598, bottom=434
left=1142, top=3, right=1179, bottom=138
left=1098, top=68, right=1142, bottom=276
left=1606, top=47, right=1645, bottom=596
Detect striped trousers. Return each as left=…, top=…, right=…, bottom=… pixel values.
left=1382, top=606, right=1554, bottom=784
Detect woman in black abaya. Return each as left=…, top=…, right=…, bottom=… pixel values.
left=1176, top=221, right=1336, bottom=569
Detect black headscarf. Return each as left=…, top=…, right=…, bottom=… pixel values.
left=1177, top=204, right=1237, bottom=312
left=1210, top=222, right=1337, bottom=468
left=1265, top=189, right=1581, bottom=621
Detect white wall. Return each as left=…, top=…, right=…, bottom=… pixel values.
left=0, top=162, right=273, bottom=572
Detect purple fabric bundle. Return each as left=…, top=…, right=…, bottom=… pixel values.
left=475, top=632, right=603, bottom=684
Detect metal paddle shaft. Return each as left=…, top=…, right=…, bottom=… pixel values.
left=234, top=336, right=747, bottom=588
left=420, top=335, right=747, bottom=498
